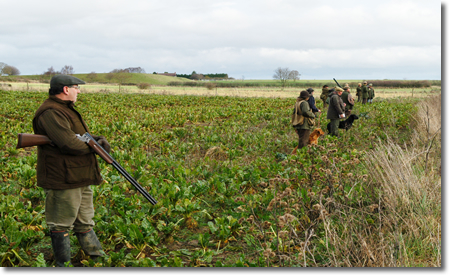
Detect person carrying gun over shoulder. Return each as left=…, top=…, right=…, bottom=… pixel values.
left=33, top=74, right=110, bottom=267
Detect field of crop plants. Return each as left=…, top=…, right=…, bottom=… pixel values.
left=0, top=87, right=441, bottom=267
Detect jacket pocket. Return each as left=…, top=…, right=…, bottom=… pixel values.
left=45, top=155, right=65, bottom=182
left=64, top=154, right=95, bottom=184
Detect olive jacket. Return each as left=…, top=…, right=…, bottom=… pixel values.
left=32, top=96, right=103, bottom=189
left=327, top=93, right=345, bottom=120
left=361, top=84, right=369, bottom=99
left=320, top=87, right=330, bottom=103
left=368, top=88, right=375, bottom=99
left=292, top=98, right=315, bottom=130
left=356, top=86, right=362, bottom=97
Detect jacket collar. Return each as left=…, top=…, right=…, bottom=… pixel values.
left=49, top=95, right=75, bottom=108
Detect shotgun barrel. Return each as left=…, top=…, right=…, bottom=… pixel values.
left=16, top=132, right=158, bottom=205
left=77, top=132, right=158, bottom=205
left=333, top=78, right=343, bottom=88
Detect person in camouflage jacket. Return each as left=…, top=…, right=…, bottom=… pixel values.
left=320, top=85, right=330, bottom=109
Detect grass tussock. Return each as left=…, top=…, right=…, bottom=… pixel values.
left=326, top=94, right=441, bottom=267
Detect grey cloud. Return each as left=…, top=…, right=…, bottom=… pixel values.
left=0, top=0, right=441, bottom=79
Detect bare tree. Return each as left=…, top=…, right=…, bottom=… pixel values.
left=190, top=73, right=204, bottom=80
left=60, top=65, right=74, bottom=75
left=125, top=67, right=145, bottom=73
left=43, top=66, right=57, bottom=76
left=273, top=67, right=291, bottom=89
left=2, top=65, right=20, bottom=76
left=289, top=70, right=300, bottom=82
left=115, top=72, right=132, bottom=93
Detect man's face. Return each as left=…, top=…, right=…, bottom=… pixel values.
left=66, top=85, right=80, bottom=102
left=338, top=91, right=343, bottom=96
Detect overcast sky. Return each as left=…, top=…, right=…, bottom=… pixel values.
left=0, top=0, right=442, bottom=80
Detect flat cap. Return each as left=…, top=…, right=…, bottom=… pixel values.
left=335, top=87, right=344, bottom=92
left=50, top=74, right=86, bottom=88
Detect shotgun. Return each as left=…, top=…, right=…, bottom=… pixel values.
left=333, top=78, right=343, bottom=89
left=16, top=133, right=158, bottom=205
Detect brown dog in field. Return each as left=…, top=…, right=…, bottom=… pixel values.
left=291, top=128, right=325, bottom=154
left=308, top=128, right=325, bottom=145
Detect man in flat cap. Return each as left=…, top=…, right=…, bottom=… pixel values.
left=33, top=75, right=110, bottom=266
left=327, top=87, right=346, bottom=137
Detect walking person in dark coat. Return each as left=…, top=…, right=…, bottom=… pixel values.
left=327, top=87, right=346, bottom=137
left=306, top=87, right=321, bottom=115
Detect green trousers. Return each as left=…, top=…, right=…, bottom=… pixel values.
left=329, top=119, right=340, bottom=137
left=44, top=186, right=95, bottom=232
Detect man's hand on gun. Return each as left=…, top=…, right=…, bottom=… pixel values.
left=95, top=135, right=111, bottom=153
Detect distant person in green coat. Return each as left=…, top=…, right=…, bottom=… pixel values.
left=292, top=90, right=316, bottom=150
left=356, top=83, right=362, bottom=102
left=368, top=83, right=375, bottom=103
left=361, top=81, right=369, bottom=104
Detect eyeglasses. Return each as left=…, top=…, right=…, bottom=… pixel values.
left=67, top=85, right=80, bottom=90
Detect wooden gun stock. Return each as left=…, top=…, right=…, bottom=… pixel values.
left=16, top=133, right=52, bottom=149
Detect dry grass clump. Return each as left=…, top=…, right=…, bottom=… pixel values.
left=316, top=95, right=441, bottom=267
left=204, top=146, right=228, bottom=161
left=349, top=95, right=440, bottom=266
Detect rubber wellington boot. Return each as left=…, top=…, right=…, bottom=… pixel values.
left=75, top=229, right=105, bottom=260
left=50, top=231, right=72, bottom=267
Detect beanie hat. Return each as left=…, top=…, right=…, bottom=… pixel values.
left=299, top=90, right=309, bottom=99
